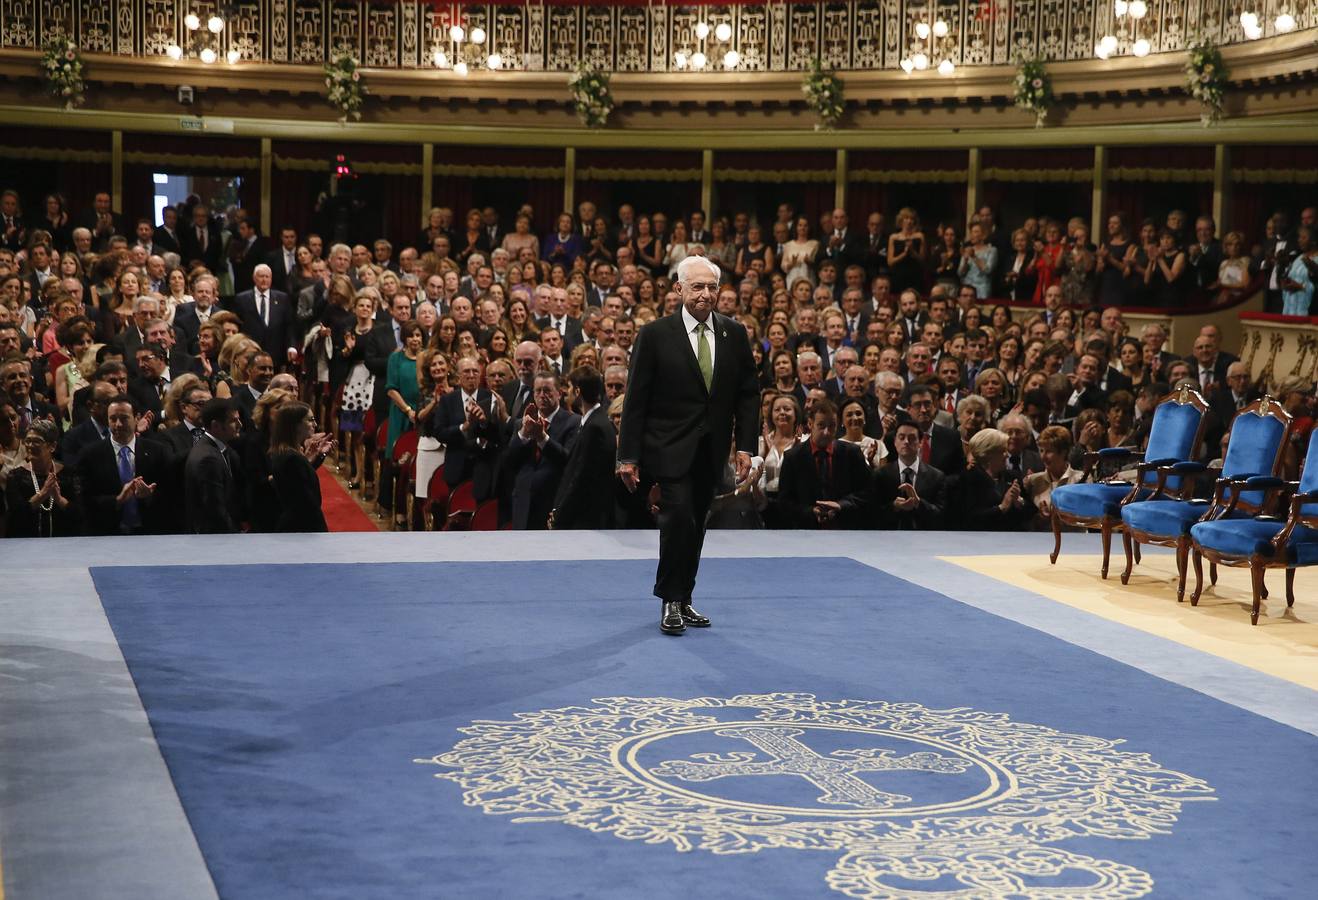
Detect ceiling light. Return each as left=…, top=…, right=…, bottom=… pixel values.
left=915, top=22, right=931, bottom=39
left=207, top=15, right=224, bottom=34
left=1128, top=0, right=1147, bottom=19
left=470, top=27, right=486, bottom=45
left=1239, top=11, right=1258, bottom=29
left=674, top=50, right=688, bottom=69
left=166, top=43, right=183, bottom=60
left=433, top=49, right=447, bottom=67
left=1099, top=34, right=1118, bottom=55
left=938, top=58, right=955, bottom=75
left=715, top=22, right=732, bottom=42
left=899, top=57, right=914, bottom=73
left=1244, top=22, right=1264, bottom=39
left=453, top=60, right=468, bottom=76
left=226, top=48, right=240, bottom=65
left=695, top=22, right=710, bottom=40
left=933, top=20, right=949, bottom=38
left=723, top=50, right=739, bottom=69
left=450, top=25, right=465, bottom=42
left=1276, top=13, right=1297, bottom=33
left=199, top=47, right=217, bottom=64
left=912, top=52, right=928, bottom=70
left=1113, top=0, right=1128, bottom=16
left=1131, top=38, right=1150, bottom=56
left=184, top=13, right=200, bottom=31
left=486, top=52, right=501, bottom=70
left=690, top=51, right=706, bottom=70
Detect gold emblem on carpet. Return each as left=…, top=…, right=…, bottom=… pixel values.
left=417, top=693, right=1214, bottom=899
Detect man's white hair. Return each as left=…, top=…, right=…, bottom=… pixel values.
left=676, top=255, right=720, bottom=285
left=254, top=263, right=271, bottom=277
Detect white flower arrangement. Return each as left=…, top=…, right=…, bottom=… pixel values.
left=1184, top=38, right=1227, bottom=126
left=569, top=63, right=613, bottom=128
left=1012, top=59, right=1053, bottom=127
left=324, top=50, right=366, bottom=122
left=802, top=59, right=844, bottom=131
left=40, top=35, right=85, bottom=110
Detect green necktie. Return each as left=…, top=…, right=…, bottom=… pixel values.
left=696, top=322, right=713, bottom=391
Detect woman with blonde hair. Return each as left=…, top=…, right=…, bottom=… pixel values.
left=163, top=373, right=205, bottom=427
left=953, top=427, right=1032, bottom=531
left=887, top=207, right=926, bottom=295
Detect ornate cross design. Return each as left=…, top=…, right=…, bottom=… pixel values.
left=651, top=726, right=971, bottom=809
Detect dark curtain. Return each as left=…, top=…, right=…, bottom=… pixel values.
left=270, top=169, right=326, bottom=241
left=847, top=182, right=885, bottom=225
left=577, top=180, right=700, bottom=224
left=121, top=164, right=156, bottom=227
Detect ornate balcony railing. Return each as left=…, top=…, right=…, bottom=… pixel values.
left=3, top=0, right=1314, bottom=74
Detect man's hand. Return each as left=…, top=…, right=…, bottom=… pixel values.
left=287, top=348, right=299, bottom=363
left=133, top=478, right=157, bottom=500
left=734, top=451, right=752, bottom=482
left=617, top=462, right=639, bottom=492
left=893, top=482, right=919, bottom=512
left=522, top=407, right=545, bottom=442
left=813, top=500, right=841, bottom=523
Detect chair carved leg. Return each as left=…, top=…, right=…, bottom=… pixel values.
left=1049, top=508, right=1062, bottom=565
left=1251, top=564, right=1266, bottom=625
left=1209, top=561, right=1218, bottom=586
left=1190, top=550, right=1204, bottom=606
left=1175, top=537, right=1189, bottom=603
left=1100, top=522, right=1112, bottom=580
left=1121, top=531, right=1134, bottom=585
left=1286, top=568, right=1296, bottom=608
left=1134, top=543, right=1142, bottom=564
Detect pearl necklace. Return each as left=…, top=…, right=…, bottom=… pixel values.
left=29, top=467, right=54, bottom=513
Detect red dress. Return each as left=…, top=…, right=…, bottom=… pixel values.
left=1031, top=242, right=1065, bottom=303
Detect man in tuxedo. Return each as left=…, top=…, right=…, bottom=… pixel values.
left=1140, top=322, right=1179, bottom=380
left=777, top=400, right=876, bottom=529
left=876, top=419, right=946, bottom=530
left=266, top=226, right=299, bottom=292
left=59, top=380, right=115, bottom=466
left=78, top=395, right=170, bottom=535
left=553, top=366, right=617, bottom=529
left=229, top=219, right=264, bottom=295
left=576, top=201, right=598, bottom=241
left=180, top=203, right=224, bottom=273
left=1000, top=414, right=1044, bottom=482
left=502, top=372, right=580, bottom=530
left=787, top=307, right=828, bottom=359
left=839, top=288, right=870, bottom=345
left=1, top=189, right=26, bottom=253
left=432, top=354, right=503, bottom=501
left=76, top=192, right=124, bottom=252
left=896, top=289, right=928, bottom=344
left=899, top=384, right=965, bottom=476
left=143, top=318, right=195, bottom=379
left=586, top=264, right=615, bottom=308
left=232, top=264, right=296, bottom=366
left=128, top=343, right=171, bottom=428
left=535, top=286, right=584, bottom=352
left=481, top=207, right=504, bottom=249
left=185, top=398, right=243, bottom=533
left=612, top=204, right=636, bottom=250
left=1060, top=354, right=1109, bottom=421
left=172, top=274, right=220, bottom=352
left=823, top=208, right=864, bottom=273
left=153, top=206, right=181, bottom=254
left=617, top=256, right=760, bottom=635
left=1188, top=216, right=1223, bottom=289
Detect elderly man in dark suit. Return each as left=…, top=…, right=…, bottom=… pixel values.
left=895, top=383, right=966, bottom=478
left=232, top=264, right=297, bottom=366
left=552, top=365, right=617, bottom=530
left=502, top=371, right=580, bottom=530
left=185, top=398, right=243, bottom=533
left=617, top=255, right=760, bottom=635
left=179, top=203, right=224, bottom=273
left=59, top=380, right=115, bottom=466
left=432, top=353, right=503, bottom=501
left=77, top=394, right=171, bottom=535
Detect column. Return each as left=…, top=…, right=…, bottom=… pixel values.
left=1213, top=144, right=1230, bottom=231
left=259, top=138, right=272, bottom=236
left=111, top=131, right=123, bottom=212
left=965, top=147, right=981, bottom=229
left=1091, top=145, right=1107, bottom=237
left=835, top=148, right=847, bottom=210
left=701, top=149, right=714, bottom=215
left=421, top=143, right=434, bottom=225
left=564, top=147, right=576, bottom=214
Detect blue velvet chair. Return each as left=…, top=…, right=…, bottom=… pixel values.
left=1049, top=385, right=1208, bottom=579
left=1189, top=424, right=1317, bottom=624
left=1120, top=397, right=1293, bottom=604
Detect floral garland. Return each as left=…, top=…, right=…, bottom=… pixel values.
left=324, top=50, right=366, bottom=122
left=802, top=59, right=844, bottom=131
left=569, top=63, right=613, bottom=128
left=1184, top=38, right=1228, bottom=126
left=1012, top=58, right=1053, bottom=127
left=40, top=35, right=85, bottom=110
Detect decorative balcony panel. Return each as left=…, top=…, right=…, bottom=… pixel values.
left=1, top=0, right=1314, bottom=72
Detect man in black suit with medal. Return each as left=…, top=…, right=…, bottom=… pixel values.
left=617, top=256, right=760, bottom=635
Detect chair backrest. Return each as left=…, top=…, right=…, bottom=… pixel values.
left=448, top=480, right=477, bottom=515
left=392, top=430, right=419, bottom=465
left=471, top=500, right=499, bottom=531
left=1140, top=385, right=1209, bottom=488
left=427, top=466, right=450, bottom=504
left=1220, top=397, right=1293, bottom=512
left=1299, top=431, right=1318, bottom=520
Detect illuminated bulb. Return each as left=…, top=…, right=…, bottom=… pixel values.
left=1239, top=11, right=1258, bottom=29
left=433, top=49, right=447, bottom=67
left=1094, top=42, right=1110, bottom=59
left=207, top=15, right=224, bottom=33
left=715, top=22, right=732, bottom=42
left=899, top=57, right=914, bottom=73
left=227, top=48, right=240, bottom=64
left=486, top=52, right=501, bottom=70
left=1276, top=13, right=1297, bottom=33
left=674, top=50, right=688, bottom=69
left=1128, top=0, right=1147, bottom=19
left=938, top=58, right=955, bottom=75
left=695, top=22, right=710, bottom=40
left=690, top=51, right=706, bottom=70
left=453, top=60, right=468, bottom=76
left=1244, top=22, right=1264, bottom=39
left=166, top=43, right=183, bottom=60
left=915, top=22, right=931, bottom=39
left=470, top=27, right=486, bottom=45
left=933, top=20, right=949, bottom=38
left=199, top=47, right=217, bottom=64
left=912, top=52, right=928, bottom=70
left=1113, top=0, right=1128, bottom=16
left=450, top=25, right=465, bottom=42
left=1100, top=34, right=1118, bottom=54
left=1131, top=38, right=1150, bottom=56
left=723, top=49, right=739, bottom=69
left=184, top=13, right=200, bottom=30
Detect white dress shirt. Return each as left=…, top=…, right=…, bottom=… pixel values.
left=680, top=304, right=716, bottom=372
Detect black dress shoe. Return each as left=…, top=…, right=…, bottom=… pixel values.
left=680, top=603, right=711, bottom=627
left=661, top=601, right=686, bottom=635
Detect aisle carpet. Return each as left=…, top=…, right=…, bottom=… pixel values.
left=91, top=558, right=1318, bottom=900
left=316, top=466, right=378, bottom=532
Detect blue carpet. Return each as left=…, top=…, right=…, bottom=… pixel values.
left=91, top=558, right=1318, bottom=900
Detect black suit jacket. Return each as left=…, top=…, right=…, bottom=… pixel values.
left=270, top=450, right=327, bottom=532
left=776, top=439, right=875, bottom=529
left=875, top=460, right=946, bottom=530
left=618, top=310, right=760, bottom=480
left=231, top=289, right=295, bottom=358
left=503, top=409, right=581, bottom=530
left=823, top=229, right=865, bottom=272
left=127, top=375, right=166, bottom=426
left=172, top=302, right=207, bottom=352
left=534, top=315, right=585, bottom=353
left=553, top=408, right=617, bottom=529
left=363, top=322, right=401, bottom=416
left=231, top=238, right=265, bottom=295
left=179, top=222, right=224, bottom=273
left=185, top=436, right=240, bottom=533
left=152, top=225, right=181, bottom=254
left=59, top=416, right=109, bottom=466
left=952, top=465, right=1033, bottom=531
left=77, top=438, right=172, bottom=535
left=898, top=314, right=929, bottom=345
left=432, top=388, right=502, bottom=500
left=926, top=423, right=966, bottom=477
left=266, top=247, right=298, bottom=293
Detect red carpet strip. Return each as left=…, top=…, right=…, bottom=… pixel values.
left=318, top=466, right=380, bottom=532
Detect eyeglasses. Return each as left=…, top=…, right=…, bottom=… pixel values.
left=686, top=282, right=719, bottom=295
